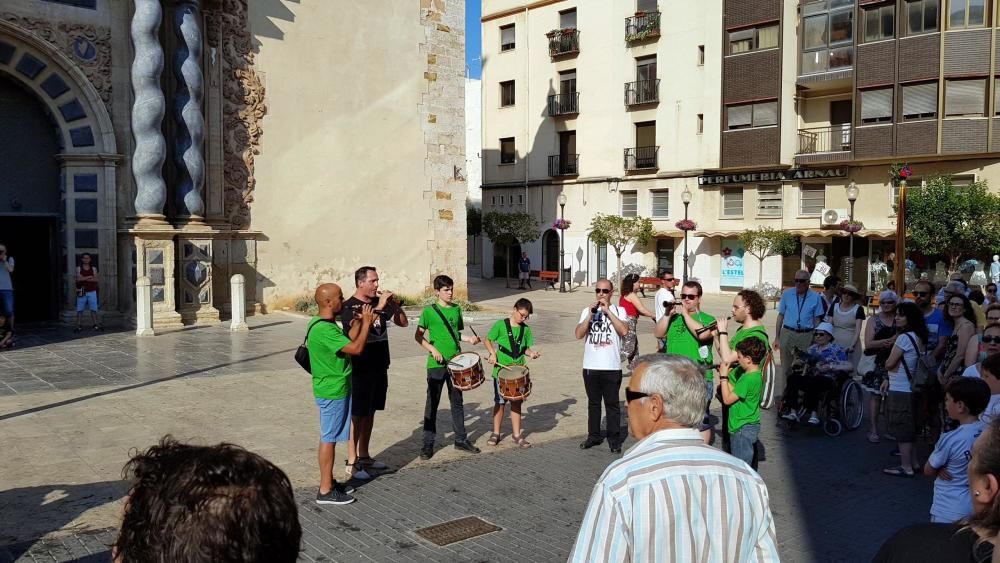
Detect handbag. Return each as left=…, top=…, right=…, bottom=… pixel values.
left=294, top=319, right=323, bottom=373
left=856, top=353, right=877, bottom=377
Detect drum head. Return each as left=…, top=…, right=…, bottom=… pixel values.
left=452, top=352, right=480, bottom=368
left=500, top=365, right=529, bottom=379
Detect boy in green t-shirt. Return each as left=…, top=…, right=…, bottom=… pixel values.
left=719, top=337, right=766, bottom=469
left=484, top=298, right=541, bottom=448
left=414, top=275, right=482, bottom=460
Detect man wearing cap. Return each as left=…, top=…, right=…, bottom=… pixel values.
left=774, top=270, right=826, bottom=397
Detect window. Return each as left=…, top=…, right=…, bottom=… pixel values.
left=637, top=0, right=658, bottom=11
left=860, top=88, right=893, bottom=124
left=491, top=196, right=497, bottom=206
left=517, top=194, right=524, bottom=205
left=952, top=174, right=976, bottom=187
left=726, top=101, right=778, bottom=130
left=500, top=24, right=515, bottom=51
left=905, top=0, right=940, bottom=35
left=994, top=78, right=1000, bottom=115
left=757, top=185, right=782, bottom=217
left=560, top=69, right=577, bottom=94
left=500, top=137, right=515, bottom=164
left=721, top=187, right=744, bottom=217
left=499, top=195, right=506, bottom=206
left=621, top=191, right=638, bottom=217
left=729, top=24, right=779, bottom=54
left=698, top=45, right=705, bottom=65
left=697, top=113, right=704, bottom=134
left=801, top=0, right=855, bottom=75
left=948, top=0, right=986, bottom=29
left=800, top=184, right=826, bottom=216
left=945, top=78, right=986, bottom=117
left=651, top=190, right=669, bottom=218
left=863, top=3, right=895, bottom=41
left=500, top=80, right=515, bottom=107
left=560, top=8, right=577, bottom=29
left=901, top=82, right=938, bottom=120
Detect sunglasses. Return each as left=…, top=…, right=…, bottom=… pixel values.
left=983, top=336, right=1000, bottom=344
left=662, top=278, right=675, bottom=282
left=595, top=288, right=612, bottom=295
left=680, top=294, right=699, bottom=300
left=989, top=288, right=998, bottom=293
left=625, top=387, right=652, bottom=404
left=794, top=279, right=809, bottom=283
left=913, top=291, right=929, bottom=297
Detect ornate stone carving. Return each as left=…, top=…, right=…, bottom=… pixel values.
left=0, top=13, right=113, bottom=108
left=205, top=0, right=265, bottom=229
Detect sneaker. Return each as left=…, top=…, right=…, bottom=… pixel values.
left=781, top=411, right=799, bottom=422
left=419, top=445, right=434, bottom=460
left=610, top=444, right=622, bottom=454
left=316, top=488, right=355, bottom=505
left=74, top=326, right=83, bottom=333
left=345, top=461, right=371, bottom=480
left=335, top=482, right=356, bottom=495
left=454, top=440, right=481, bottom=454
left=807, top=413, right=820, bottom=425
left=360, top=457, right=388, bottom=470
left=579, top=438, right=603, bottom=449
left=93, top=324, right=103, bottom=332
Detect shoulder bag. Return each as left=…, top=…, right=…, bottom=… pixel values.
left=294, top=319, right=324, bottom=374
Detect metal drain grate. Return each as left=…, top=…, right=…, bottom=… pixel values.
left=414, top=516, right=502, bottom=546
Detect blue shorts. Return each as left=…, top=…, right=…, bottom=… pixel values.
left=0, top=290, right=13, bottom=316
left=493, top=378, right=507, bottom=405
left=316, top=396, right=352, bottom=444
left=76, top=291, right=98, bottom=312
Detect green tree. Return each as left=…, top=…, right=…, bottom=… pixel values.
left=739, top=227, right=797, bottom=285
left=588, top=214, right=655, bottom=286
left=905, top=175, right=1000, bottom=273
left=467, top=204, right=482, bottom=237
left=482, top=211, right=541, bottom=287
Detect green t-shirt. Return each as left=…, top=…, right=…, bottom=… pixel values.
left=306, top=317, right=353, bottom=400
left=666, top=311, right=716, bottom=380
left=728, top=325, right=770, bottom=380
left=486, top=319, right=534, bottom=378
left=418, top=302, right=465, bottom=368
left=728, top=370, right=763, bottom=432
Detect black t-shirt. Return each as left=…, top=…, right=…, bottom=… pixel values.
left=872, top=523, right=992, bottom=563
left=340, top=296, right=396, bottom=372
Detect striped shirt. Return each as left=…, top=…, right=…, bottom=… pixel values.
left=569, top=428, right=780, bottom=563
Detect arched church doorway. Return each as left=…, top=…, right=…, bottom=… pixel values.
left=0, top=75, right=62, bottom=321
left=543, top=229, right=560, bottom=271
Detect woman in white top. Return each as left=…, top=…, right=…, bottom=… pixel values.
left=963, top=323, right=1000, bottom=379
left=880, top=301, right=929, bottom=478
left=825, top=283, right=865, bottom=369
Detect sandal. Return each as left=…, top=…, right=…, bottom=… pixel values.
left=512, top=433, right=532, bottom=449
left=882, top=466, right=915, bottom=478
left=867, top=432, right=880, bottom=444
left=487, top=433, right=501, bottom=446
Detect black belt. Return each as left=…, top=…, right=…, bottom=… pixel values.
left=782, top=326, right=813, bottom=333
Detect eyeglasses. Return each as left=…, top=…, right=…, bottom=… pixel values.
left=948, top=302, right=964, bottom=308
left=913, top=291, right=929, bottom=297
left=794, top=279, right=809, bottom=283
left=881, top=301, right=897, bottom=306
left=680, top=294, right=699, bottom=300
left=982, top=336, right=1000, bottom=344
left=595, top=288, right=612, bottom=295
left=625, top=387, right=653, bottom=404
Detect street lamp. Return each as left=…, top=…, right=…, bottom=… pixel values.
left=558, top=192, right=568, bottom=293
left=681, top=186, right=692, bottom=283
left=894, top=179, right=907, bottom=292
left=846, top=181, right=859, bottom=285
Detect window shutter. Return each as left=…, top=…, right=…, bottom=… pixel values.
left=753, top=102, right=778, bottom=126
left=902, top=82, right=937, bottom=117
left=758, top=24, right=779, bottom=49
left=861, top=88, right=893, bottom=120
left=946, top=79, right=986, bottom=116
left=728, top=105, right=752, bottom=128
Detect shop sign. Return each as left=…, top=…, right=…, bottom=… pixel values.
left=721, top=239, right=745, bottom=288
left=698, top=167, right=848, bottom=186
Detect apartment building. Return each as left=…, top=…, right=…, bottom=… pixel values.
left=481, top=0, right=1000, bottom=293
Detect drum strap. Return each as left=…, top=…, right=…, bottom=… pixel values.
left=431, top=304, right=461, bottom=347
left=498, top=319, right=525, bottom=359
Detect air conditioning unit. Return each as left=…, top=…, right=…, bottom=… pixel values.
left=821, top=208, right=849, bottom=227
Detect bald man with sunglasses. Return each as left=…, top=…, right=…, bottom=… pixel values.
left=774, top=270, right=826, bottom=397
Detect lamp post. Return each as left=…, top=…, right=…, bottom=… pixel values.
left=846, top=181, right=859, bottom=285
left=894, top=180, right=907, bottom=292
left=681, top=186, right=692, bottom=283
left=558, top=192, right=568, bottom=293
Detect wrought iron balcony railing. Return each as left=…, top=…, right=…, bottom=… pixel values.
left=548, top=92, right=580, bottom=116
left=625, top=12, right=661, bottom=42
left=624, top=146, right=659, bottom=171
left=548, top=154, right=579, bottom=176
left=797, top=125, right=852, bottom=155
left=547, top=29, right=580, bottom=57
left=625, top=79, right=660, bottom=106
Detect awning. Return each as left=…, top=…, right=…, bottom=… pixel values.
left=654, top=230, right=684, bottom=237
left=693, top=229, right=896, bottom=238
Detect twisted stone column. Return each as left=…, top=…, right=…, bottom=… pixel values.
left=130, top=0, right=167, bottom=219
left=173, top=1, right=206, bottom=219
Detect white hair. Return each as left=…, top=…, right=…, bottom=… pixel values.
left=634, top=354, right=706, bottom=428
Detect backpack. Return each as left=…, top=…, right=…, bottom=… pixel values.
left=899, top=333, right=932, bottom=388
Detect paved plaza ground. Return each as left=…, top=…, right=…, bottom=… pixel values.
left=1, top=279, right=933, bottom=562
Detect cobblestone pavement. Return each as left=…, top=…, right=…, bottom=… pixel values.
left=0, top=281, right=934, bottom=562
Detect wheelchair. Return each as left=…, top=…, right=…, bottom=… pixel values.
left=778, top=352, right=865, bottom=437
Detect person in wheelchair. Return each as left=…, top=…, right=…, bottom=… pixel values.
left=782, top=322, right=854, bottom=425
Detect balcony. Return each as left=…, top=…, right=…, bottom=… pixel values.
left=548, top=92, right=579, bottom=117
left=547, top=29, right=580, bottom=58
left=796, top=125, right=853, bottom=163
left=625, top=12, right=660, bottom=42
left=624, top=79, right=659, bottom=107
left=799, top=46, right=854, bottom=84
left=548, top=154, right=579, bottom=176
left=624, top=146, right=659, bottom=171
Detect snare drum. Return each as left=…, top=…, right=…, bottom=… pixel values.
left=498, top=365, right=532, bottom=401
left=448, top=352, right=485, bottom=391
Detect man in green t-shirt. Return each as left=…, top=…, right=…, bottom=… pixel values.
left=655, top=280, right=717, bottom=440
left=307, top=283, right=374, bottom=505
left=484, top=298, right=541, bottom=448
left=716, top=289, right=771, bottom=454
left=719, top=337, right=766, bottom=469
left=414, top=274, right=482, bottom=460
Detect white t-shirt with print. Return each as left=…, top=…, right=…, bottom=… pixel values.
left=654, top=287, right=675, bottom=323
left=887, top=331, right=921, bottom=393
left=580, top=305, right=626, bottom=371
left=929, top=421, right=986, bottom=523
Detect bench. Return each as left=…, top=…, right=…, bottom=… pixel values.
left=637, top=277, right=661, bottom=297
left=538, top=270, right=559, bottom=289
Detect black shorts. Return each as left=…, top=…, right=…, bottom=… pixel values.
left=351, top=368, right=388, bottom=416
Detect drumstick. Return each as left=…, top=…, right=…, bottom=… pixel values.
left=447, top=359, right=465, bottom=369
left=469, top=325, right=480, bottom=339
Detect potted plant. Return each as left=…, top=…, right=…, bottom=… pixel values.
left=675, top=219, right=697, bottom=231
left=553, top=218, right=572, bottom=230
left=839, top=219, right=864, bottom=233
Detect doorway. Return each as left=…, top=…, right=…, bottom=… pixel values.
left=543, top=230, right=560, bottom=271
left=0, top=217, right=60, bottom=321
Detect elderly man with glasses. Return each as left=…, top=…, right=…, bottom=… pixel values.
left=569, top=354, right=779, bottom=563
left=774, top=270, right=827, bottom=398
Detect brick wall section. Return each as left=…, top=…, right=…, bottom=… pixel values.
left=898, top=34, right=940, bottom=82
left=723, top=51, right=781, bottom=103
left=941, top=118, right=989, bottom=153
left=944, top=30, right=992, bottom=77
left=856, top=41, right=895, bottom=88
left=991, top=119, right=1000, bottom=152
left=854, top=125, right=894, bottom=159
left=725, top=0, right=780, bottom=28
left=721, top=127, right=780, bottom=169
left=420, top=0, right=468, bottom=295
left=895, top=120, right=938, bottom=156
